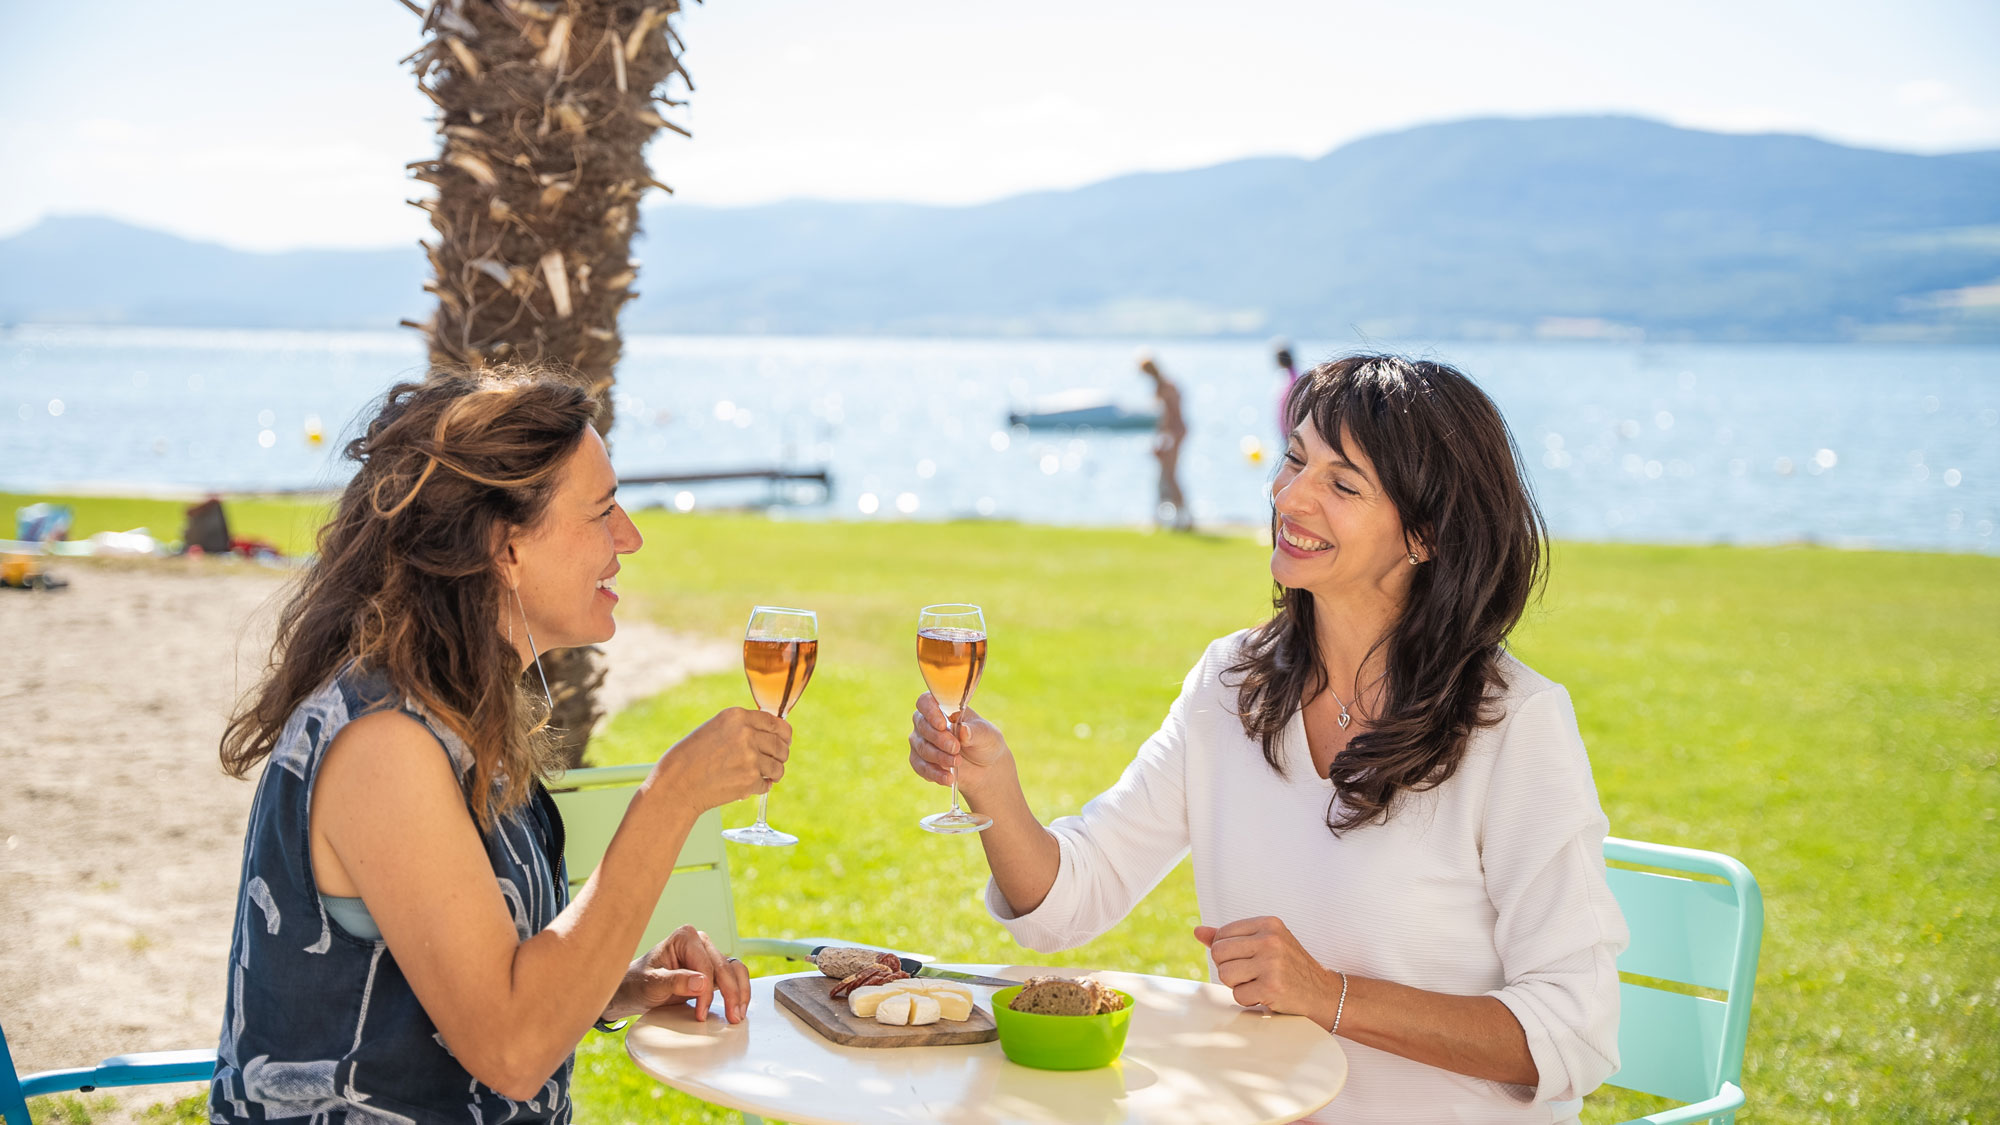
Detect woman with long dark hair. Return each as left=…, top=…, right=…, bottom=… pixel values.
left=908, top=355, right=1627, bottom=1122
left=212, top=370, right=788, bottom=1123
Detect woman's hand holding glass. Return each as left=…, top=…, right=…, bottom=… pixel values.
left=907, top=685, right=1065, bottom=918
left=908, top=692, right=1011, bottom=799
left=722, top=605, right=816, bottom=846
left=656, top=707, right=791, bottom=815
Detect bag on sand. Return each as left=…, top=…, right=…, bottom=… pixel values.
left=183, top=498, right=233, bottom=555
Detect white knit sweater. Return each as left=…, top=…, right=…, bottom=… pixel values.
left=986, top=630, right=1629, bottom=1124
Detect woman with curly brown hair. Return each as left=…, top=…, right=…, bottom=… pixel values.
left=908, top=355, right=1628, bottom=1123
left=211, top=370, right=787, bottom=1123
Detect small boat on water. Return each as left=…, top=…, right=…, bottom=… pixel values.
left=1007, top=389, right=1159, bottom=431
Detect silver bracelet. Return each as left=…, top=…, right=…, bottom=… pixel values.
left=1331, top=971, right=1350, bottom=1036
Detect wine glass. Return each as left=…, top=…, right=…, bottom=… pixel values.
left=916, top=603, right=992, bottom=834
left=721, top=605, right=817, bottom=847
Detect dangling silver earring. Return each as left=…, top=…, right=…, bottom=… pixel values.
left=1408, top=552, right=1422, bottom=565
left=513, top=585, right=555, bottom=713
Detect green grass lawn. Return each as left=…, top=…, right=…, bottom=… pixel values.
left=14, top=496, right=1998, bottom=1123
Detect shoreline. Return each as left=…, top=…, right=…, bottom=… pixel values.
left=5, top=490, right=1997, bottom=559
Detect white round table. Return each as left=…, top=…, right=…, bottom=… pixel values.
left=624, top=964, right=1347, bottom=1124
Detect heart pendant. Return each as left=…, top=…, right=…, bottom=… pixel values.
left=1337, top=710, right=1351, bottom=729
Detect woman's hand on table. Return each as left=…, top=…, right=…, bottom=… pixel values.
left=602, top=924, right=752, bottom=1024
left=908, top=693, right=1011, bottom=797
left=1196, top=917, right=1344, bottom=1030
left=1202, top=918, right=1543, bottom=1086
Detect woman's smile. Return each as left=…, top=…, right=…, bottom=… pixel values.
left=1276, top=518, right=1334, bottom=557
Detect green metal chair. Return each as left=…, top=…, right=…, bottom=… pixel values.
left=1601, top=837, right=1764, bottom=1125
left=550, top=765, right=927, bottom=1125
left=0, top=1023, right=213, bottom=1125
left=547, top=763, right=916, bottom=965
left=551, top=764, right=745, bottom=956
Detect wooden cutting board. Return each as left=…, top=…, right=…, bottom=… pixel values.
left=774, top=976, right=998, bottom=1048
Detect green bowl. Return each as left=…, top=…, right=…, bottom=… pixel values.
left=990, top=985, right=1134, bottom=1070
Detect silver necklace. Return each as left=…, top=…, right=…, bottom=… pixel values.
left=1325, top=682, right=1356, bottom=729
left=1323, top=670, right=1385, bottom=730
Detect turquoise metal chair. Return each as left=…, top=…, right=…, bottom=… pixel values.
left=0, top=1021, right=213, bottom=1125
left=1601, top=837, right=1764, bottom=1125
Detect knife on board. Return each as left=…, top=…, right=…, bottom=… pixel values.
left=752, top=939, right=1018, bottom=988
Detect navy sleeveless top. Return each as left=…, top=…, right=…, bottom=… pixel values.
left=210, top=665, right=573, bottom=1124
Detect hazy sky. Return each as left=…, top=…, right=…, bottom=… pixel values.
left=3, top=0, right=1996, bottom=251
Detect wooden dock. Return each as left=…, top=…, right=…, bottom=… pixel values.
left=619, top=466, right=833, bottom=508
left=618, top=467, right=831, bottom=488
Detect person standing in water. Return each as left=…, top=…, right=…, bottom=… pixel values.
left=1273, top=339, right=1299, bottom=438
left=1139, top=352, right=1192, bottom=531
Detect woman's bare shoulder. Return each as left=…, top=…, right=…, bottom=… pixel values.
left=331, top=706, right=443, bottom=748
left=319, top=708, right=459, bottom=793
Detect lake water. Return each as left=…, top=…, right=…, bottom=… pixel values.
left=3, top=326, right=1996, bottom=553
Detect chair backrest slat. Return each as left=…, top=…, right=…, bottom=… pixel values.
left=1604, top=866, right=1740, bottom=990
left=1610, top=982, right=1727, bottom=1102
left=548, top=769, right=740, bottom=958
left=3, top=1026, right=219, bottom=1125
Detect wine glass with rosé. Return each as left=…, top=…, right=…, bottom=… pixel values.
left=721, top=605, right=817, bottom=847
left=915, top=603, right=991, bottom=834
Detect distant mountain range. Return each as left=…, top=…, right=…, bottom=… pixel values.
left=5, top=116, right=1997, bottom=341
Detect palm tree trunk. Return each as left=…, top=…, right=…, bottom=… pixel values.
left=405, top=0, right=690, bottom=767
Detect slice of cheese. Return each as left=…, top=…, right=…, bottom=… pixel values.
left=875, top=992, right=941, bottom=1026
left=874, top=993, right=910, bottom=1025
left=846, top=985, right=901, bottom=1019
left=932, top=990, right=973, bottom=1021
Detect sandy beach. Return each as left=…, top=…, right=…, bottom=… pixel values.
left=0, top=558, right=733, bottom=1117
